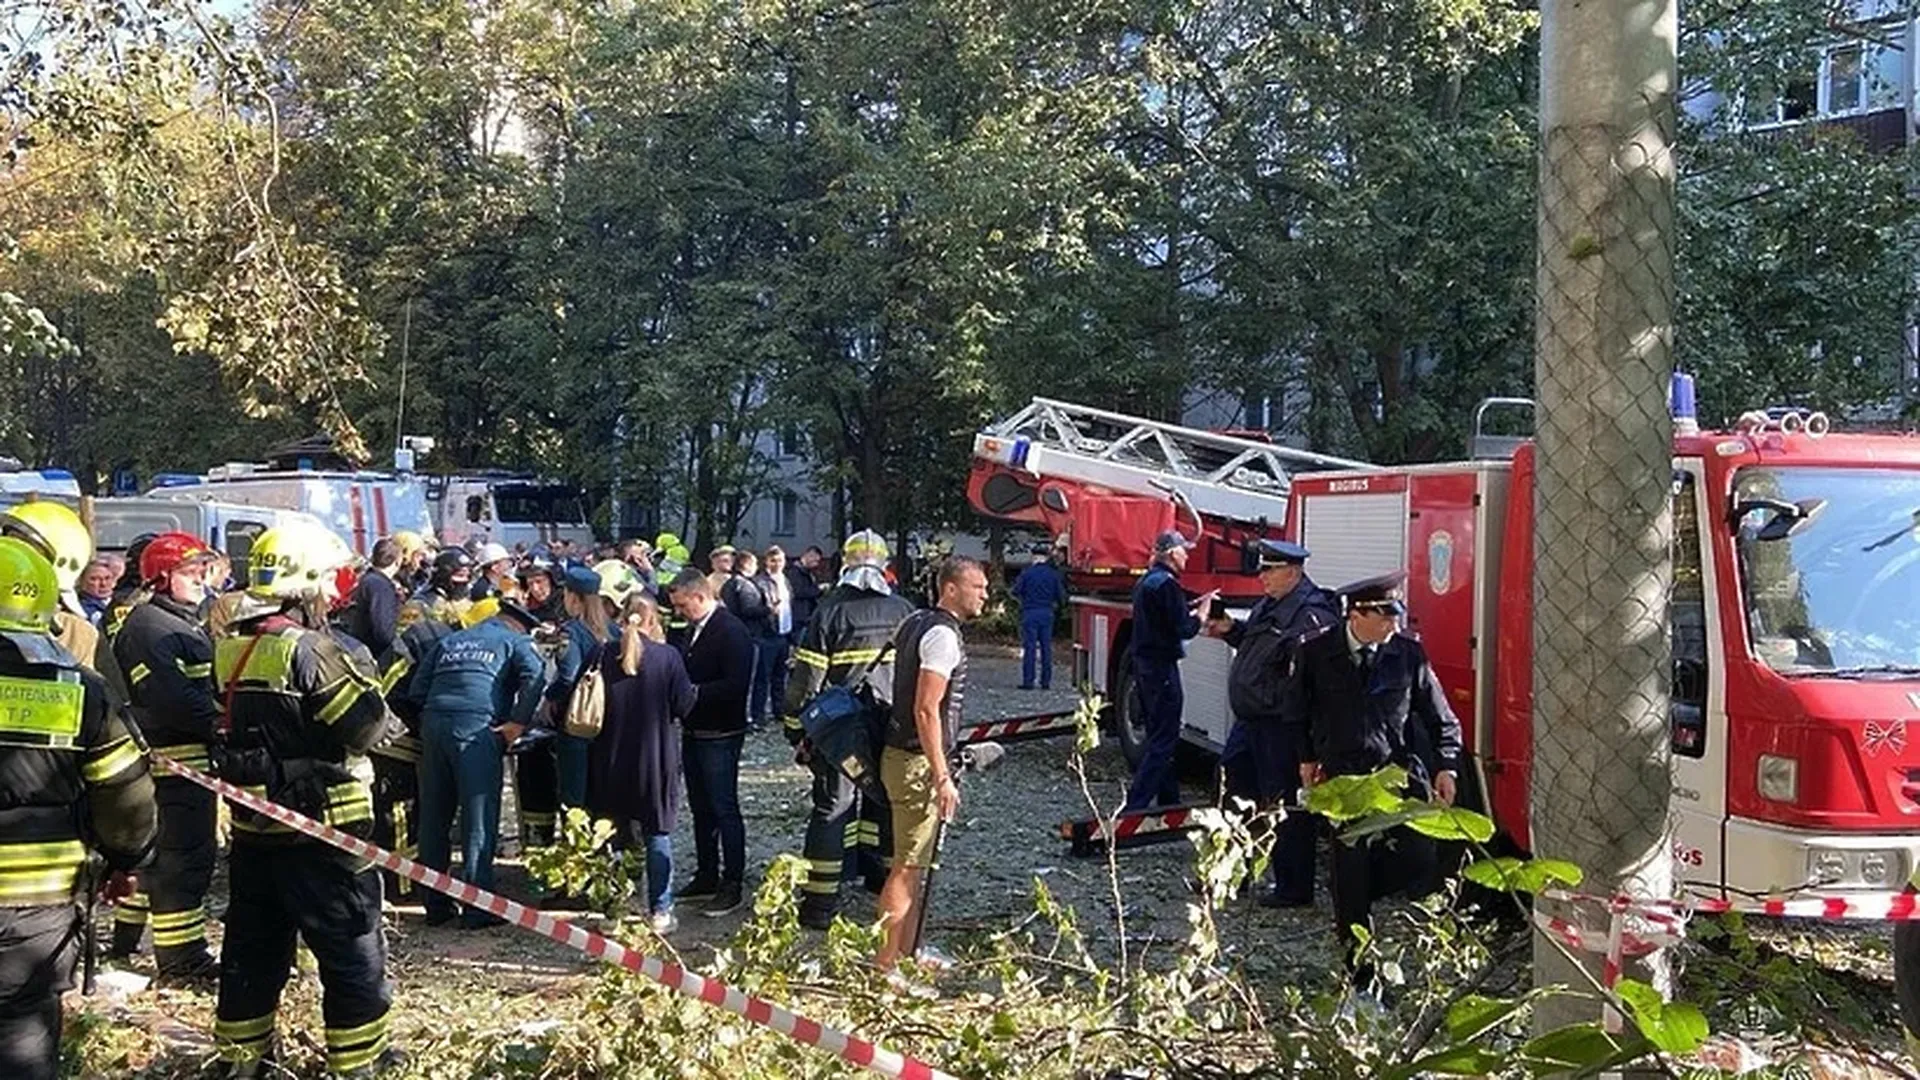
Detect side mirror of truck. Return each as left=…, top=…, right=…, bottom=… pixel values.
left=1731, top=497, right=1826, bottom=542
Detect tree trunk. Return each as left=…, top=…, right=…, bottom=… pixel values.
left=1531, top=0, right=1679, bottom=1037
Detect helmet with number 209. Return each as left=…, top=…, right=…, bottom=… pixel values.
left=0, top=537, right=59, bottom=634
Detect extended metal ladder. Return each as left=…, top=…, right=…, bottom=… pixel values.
left=974, top=397, right=1377, bottom=524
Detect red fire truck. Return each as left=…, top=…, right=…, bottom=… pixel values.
left=969, top=386, right=1920, bottom=901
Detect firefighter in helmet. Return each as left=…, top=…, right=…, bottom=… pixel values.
left=212, top=522, right=401, bottom=1077
left=1, top=501, right=100, bottom=666
left=784, top=529, right=915, bottom=929
left=415, top=548, right=474, bottom=627
left=109, top=530, right=223, bottom=983
left=0, top=536, right=156, bottom=1080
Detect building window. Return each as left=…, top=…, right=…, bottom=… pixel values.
left=773, top=493, right=798, bottom=537
left=779, top=423, right=802, bottom=459
left=1748, top=31, right=1905, bottom=126
left=1241, top=392, right=1272, bottom=431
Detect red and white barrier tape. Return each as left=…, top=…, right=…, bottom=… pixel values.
left=1541, top=886, right=1920, bottom=923
left=155, top=755, right=957, bottom=1080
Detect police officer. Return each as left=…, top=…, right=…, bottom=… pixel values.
left=210, top=524, right=400, bottom=1077
left=0, top=537, right=156, bottom=1080
left=111, top=530, right=223, bottom=984
left=1284, top=572, right=1462, bottom=986
left=1122, top=530, right=1218, bottom=812
left=411, top=595, right=546, bottom=928
left=1206, top=539, right=1338, bottom=907
left=784, top=529, right=915, bottom=930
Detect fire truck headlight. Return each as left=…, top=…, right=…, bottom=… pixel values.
left=1858, top=850, right=1898, bottom=887
left=1809, top=849, right=1847, bottom=885
left=1757, top=754, right=1799, bottom=804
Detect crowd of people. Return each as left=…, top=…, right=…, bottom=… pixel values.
left=0, top=496, right=994, bottom=1080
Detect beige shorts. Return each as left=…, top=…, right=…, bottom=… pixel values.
left=881, top=746, right=940, bottom=869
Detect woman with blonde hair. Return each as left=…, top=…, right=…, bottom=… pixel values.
left=585, top=592, right=695, bottom=932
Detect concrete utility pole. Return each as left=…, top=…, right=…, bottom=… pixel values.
left=1532, top=0, right=1680, bottom=1033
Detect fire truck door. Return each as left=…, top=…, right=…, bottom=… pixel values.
left=1667, top=464, right=1728, bottom=886
left=1406, top=473, right=1480, bottom=745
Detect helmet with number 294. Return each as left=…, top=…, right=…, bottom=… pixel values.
left=248, top=523, right=353, bottom=600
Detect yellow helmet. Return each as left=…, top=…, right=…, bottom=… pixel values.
left=591, top=560, right=639, bottom=606
left=0, top=537, right=59, bottom=634
left=462, top=596, right=502, bottom=628
left=2, top=502, right=91, bottom=591
left=390, top=530, right=428, bottom=559
left=247, top=522, right=351, bottom=600
left=842, top=528, right=890, bottom=569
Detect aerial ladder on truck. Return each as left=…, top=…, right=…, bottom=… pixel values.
left=965, top=397, right=1379, bottom=855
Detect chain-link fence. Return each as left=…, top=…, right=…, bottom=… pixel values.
left=1530, top=0, right=1680, bottom=1033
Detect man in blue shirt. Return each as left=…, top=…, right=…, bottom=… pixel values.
left=1123, top=531, right=1217, bottom=811
left=412, top=599, right=547, bottom=928
left=1009, top=548, right=1067, bottom=690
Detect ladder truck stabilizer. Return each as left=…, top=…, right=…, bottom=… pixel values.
left=955, top=710, right=1078, bottom=747
left=1059, top=803, right=1210, bottom=858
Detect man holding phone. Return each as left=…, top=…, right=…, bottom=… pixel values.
left=1122, top=531, right=1217, bottom=812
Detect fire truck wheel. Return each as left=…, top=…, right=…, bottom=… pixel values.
left=1112, top=651, right=1148, bottom=769
left=1896, top=921, right=1920, bottom=1063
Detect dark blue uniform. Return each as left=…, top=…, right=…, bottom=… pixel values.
left=1124, top=561, right=1201, bottom=811
left=411, top=617, right=546, bottom=925
left=1009, top=560, right=1066, bottom=689
left=1218, top=577, right=1338, bottom=903
left=1284, top=620, right=1462, bottom=984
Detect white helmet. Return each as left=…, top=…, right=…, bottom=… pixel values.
left=477, top=541, right=511, bottom=566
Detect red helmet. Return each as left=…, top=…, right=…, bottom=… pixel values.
left=140, top=531, right=216, bottom=583
left=330, top=565, right=359, bottom=612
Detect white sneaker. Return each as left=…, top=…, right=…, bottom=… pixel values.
left=649, top=909, right=678, bottom=935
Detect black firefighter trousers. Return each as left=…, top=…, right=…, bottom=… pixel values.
left=0, top=903, right=78, bottom=1080
left=798, top=756, right=891, bottom=920
left=214, top=841, right=392, bottom=1075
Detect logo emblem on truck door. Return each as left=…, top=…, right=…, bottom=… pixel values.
left=1428, top=530, right=1454, bottom=595
left=1909, top=692, right=1920, bottom=712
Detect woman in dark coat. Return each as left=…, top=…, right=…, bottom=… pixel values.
left=586, top=594, right=697, bottom=932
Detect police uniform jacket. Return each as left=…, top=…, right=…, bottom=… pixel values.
left=113, top=593, right=221, bottom=774
left=1281, top=628, right=1463, bottom=797
left=0, top=638, right=157, bottom=906
left=782, top=583, right=915, bottom=745
left=1223, top=580, right=1339, bottom=651
left=216, top=615, right=395, bottom=846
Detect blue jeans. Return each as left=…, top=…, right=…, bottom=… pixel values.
left=614, top=819, right=673, bottom=914
left=751, top=636, right=790, bottom=725
left=1020, top=611, right=1055, bottom=688
left=682, top=733, right=745, bottom=885
left=418, top=719, right=505, bottom=917
left=1123, top=658, right=1184, bottom=811
left=555, top=733, right=589, bottom=809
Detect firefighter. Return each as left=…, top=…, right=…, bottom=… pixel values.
left=110, top=530, right=223, bottom=984
left=1, top=501, right=100, bottom=665
left=1205, top=538, right=1338, bottom=907
left=1122, top=531, right=1218, bottom=812
left=1284, top=572, right=1462, bottom=988
left=370, top=599, right=453, bottom=902
left=415, top=549, right=474, bottom=625
left=0, top=536, right=157, bottom=1080
left=784, top=529, right=915, bottom=930
left=211, top=523, right=401, bottom=1077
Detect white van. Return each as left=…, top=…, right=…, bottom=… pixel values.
left=91, top=497, right=332, bottom=581
left=0, top=468, right=81, bottom=511
left=429, top=475, right=593, bottom=550
left=146, top=466, right=435, bottom=557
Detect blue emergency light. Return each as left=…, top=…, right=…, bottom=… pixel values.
left=1670, top=372, right=1699, bottom=435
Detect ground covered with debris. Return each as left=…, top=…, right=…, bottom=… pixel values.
left=62, top=644, right=1915, bottom=1078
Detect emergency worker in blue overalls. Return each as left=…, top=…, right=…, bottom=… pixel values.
left=410, top=597, right=546, bottom=927
left=1122, top=530, right=1218, bottom=812
left=1208, top=539, right=1338, bottom=906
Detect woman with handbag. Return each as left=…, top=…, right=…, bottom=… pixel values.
left=584, top=594, right=696, bottom=932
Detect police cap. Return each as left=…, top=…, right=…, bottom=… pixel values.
left=561, top=566, right=603, bottom=597
left=1253, top=539, right=1310, bottom=569
left=1153, top=530, right=1195, bottom=555
left=1339, top=571, right=1407, bottom=615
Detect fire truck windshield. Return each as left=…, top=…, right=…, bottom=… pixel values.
left=1734, top=466, right=1920, bottom=677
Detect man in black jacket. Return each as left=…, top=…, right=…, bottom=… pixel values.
left=667, top=568, right=755, bottom=917
left=344, top=538, right=404, bottom=660
left=1284, top=572, right=1462, bottom=987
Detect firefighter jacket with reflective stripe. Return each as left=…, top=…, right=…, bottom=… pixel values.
left=216, top=617, right=394, bottom=843
left=782, top=584, right=915, bottom=745
left=0, top=640, right=157, bottom=906
left=372, top=616, right=452, bottom=765
left=114, top=594, right=221, bottom=754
